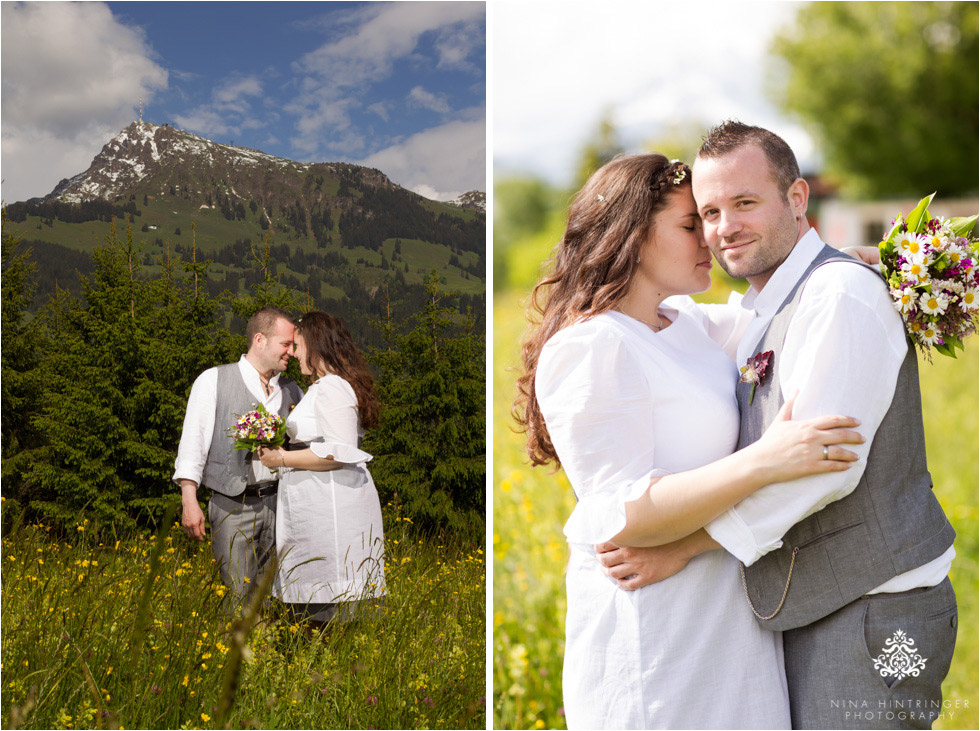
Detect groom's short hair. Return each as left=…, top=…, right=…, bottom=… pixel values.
left=697, top=120, right=801, bottom=198
left=245, top=307, right=293, bottom=348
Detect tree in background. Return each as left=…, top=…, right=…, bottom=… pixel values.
left=642, top=119, right=711, bottom=167
left=1, top=216, right=46, bottom=499
left=9, top=224, right=232, bottom=527
left=365, top=272, right=485, bottom=540
left=573, top=110, right=623, bottom=190
left=769, top=2, right=978, bottom=198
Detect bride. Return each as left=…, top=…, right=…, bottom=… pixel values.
left=514, top=153, right=866, bottom=729
left=258, top=311, right=385, bottom=625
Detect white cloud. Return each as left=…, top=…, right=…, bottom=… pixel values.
left=295, top=2, right=484, bottom=89
left=358, top=115, right=485, bottom=201
left=493, top=0, right=813, bottom=184
left=173, top=74, right=266, bottom=139
left=1, top=1, right=167, bottom=201
left=289, top=2, right=484, bottom=157
left=367, top=102, right=390, bottom=121
left=213, top=76, right=263, bottom=107
left=408, top=86, right=451, bottom=114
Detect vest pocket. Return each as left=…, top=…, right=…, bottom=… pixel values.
left=795, top=521, right=865, bottom=551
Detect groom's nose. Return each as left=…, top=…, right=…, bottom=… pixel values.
left=716, top=210, right=741, bottom=239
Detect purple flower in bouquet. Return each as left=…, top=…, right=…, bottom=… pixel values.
left=229, top=403, right=287, bottom=453
left=878, top=193, right=978, bottom=360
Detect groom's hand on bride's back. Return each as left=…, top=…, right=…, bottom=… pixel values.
left=594, top=542, right=691, bottom=591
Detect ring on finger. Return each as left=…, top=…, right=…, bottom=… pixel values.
left=823, top=445, right=829, bottom=460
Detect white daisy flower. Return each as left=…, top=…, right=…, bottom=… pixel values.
left=919, top=291, right=949, bottom=315
left=909, top=249, right=934, bottom=268
left=896, top=232, right=925, bottom=256
left=900, top=259, right=929, bottom=283
left=924, top=233, right=948, bottom=252
left=890, top=287, right=916, bottom=315
left=960, top=287, right=978, bottom=311
left=920, top=325, right=942, bottom=346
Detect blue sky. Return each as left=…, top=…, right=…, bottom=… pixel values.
left=1, top=1, right=486, bottom=203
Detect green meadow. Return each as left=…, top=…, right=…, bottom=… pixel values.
left=1, top=504, right=486, bottom=730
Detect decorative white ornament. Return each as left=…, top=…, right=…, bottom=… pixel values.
left=872, top=629, right=928, bottom=681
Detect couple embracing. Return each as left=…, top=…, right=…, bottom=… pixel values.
left=174, top=308, right=385, bottom=625
left=516, top=122, right=957, bottom=729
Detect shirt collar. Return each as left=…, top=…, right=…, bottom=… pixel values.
left=238, top=354, right=281, bottom=389
left=739, top=229, right=826, bottom=317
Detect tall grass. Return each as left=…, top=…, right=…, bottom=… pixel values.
left=492, top=288, right=978, bottom=730
left=1, top=502, right=486, bottom=730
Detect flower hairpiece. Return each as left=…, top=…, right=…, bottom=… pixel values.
left=596, top=194, right=606, bottom=203
left=668, top=160, right=688, bottom=185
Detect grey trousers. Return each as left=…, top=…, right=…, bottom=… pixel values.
left=208, top=491, right=277, bottom=610
left=784, top=577, right=958, bottom=730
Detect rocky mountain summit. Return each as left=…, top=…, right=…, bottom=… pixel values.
left=449, top=190, right=486, bottom=212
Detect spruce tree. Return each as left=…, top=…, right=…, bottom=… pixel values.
left=364, top=272, right=485, bottom=540
left=1, top=215, right=46, bottom=504
left=19, top=223, right=230, bottom=527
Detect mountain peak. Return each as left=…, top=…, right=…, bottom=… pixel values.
left=448, top=190, right=486, bottom=212
left=47, top=121, right=313, bottom=204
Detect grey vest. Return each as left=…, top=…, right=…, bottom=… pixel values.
left=201, top=363, right=304, bottom=497
left=736, top=245, right=955, bottom=631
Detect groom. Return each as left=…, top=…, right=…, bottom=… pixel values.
left=174, top=307, right=304, bottom=606
left=599, top=121, right=957, bottom=729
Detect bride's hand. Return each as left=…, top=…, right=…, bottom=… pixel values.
left=257, top=446, right=285, bottom=469
left=749, top=392, right=864, bottom=484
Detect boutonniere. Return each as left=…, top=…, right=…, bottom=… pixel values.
left=739, top=350, right=773, bottom=405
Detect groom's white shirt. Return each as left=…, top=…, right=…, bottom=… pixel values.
left=172, top=355, right=285, bottom=487
left=705, top=229, right=955, bottom=592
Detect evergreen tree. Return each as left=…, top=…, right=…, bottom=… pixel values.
left=1, top=215, right=46, bottom=504
left=364, top=272, right=485, bottom=540
left=16, top=224, right=231, bottom=527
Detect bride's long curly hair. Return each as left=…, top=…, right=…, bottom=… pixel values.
left=513, top=153, right=692, bottom=467
left=296, top=311, right=380, bottom=429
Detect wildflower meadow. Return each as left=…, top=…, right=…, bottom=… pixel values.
left=1, top=501, right=486, bottom=730
left=493, top=284, right=979, bottom=730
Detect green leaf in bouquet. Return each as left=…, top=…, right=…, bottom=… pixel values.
left=947, top=215, right=978, bottom=238
left=880, top=217, right=904, bottom=250
left=934, top=341, right=957, bottom=359
left=904, top=193, right=936, bottom=233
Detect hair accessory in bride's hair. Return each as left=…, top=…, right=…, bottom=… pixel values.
left=668, top=160, right=688, bottom=185
left=596, top=193, right=606, bottom=202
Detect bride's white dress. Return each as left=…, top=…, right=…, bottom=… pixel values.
left=536, top=297, right=790, bottom=730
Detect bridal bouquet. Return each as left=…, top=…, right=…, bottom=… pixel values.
left=878, top=193, right=978, bottom=359
left=230, top=403, right=287, bottom=452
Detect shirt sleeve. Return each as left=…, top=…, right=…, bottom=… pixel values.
left=310, top=377, right=373, bottom=464
left=705, top=263, right=908, bottom=565
left=537, top=324, right=669, bottom=545
left=172, top=368, right=218, bottom=486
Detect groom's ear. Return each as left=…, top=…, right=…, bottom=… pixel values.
left=787, top=177, right=809, bottom=220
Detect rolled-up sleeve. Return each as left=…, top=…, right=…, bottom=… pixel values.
left=173, top=368, right=218, bottom=486
left=311, top=377, right=372, bottom=464
left=537, top=325, right=668, bottom=545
